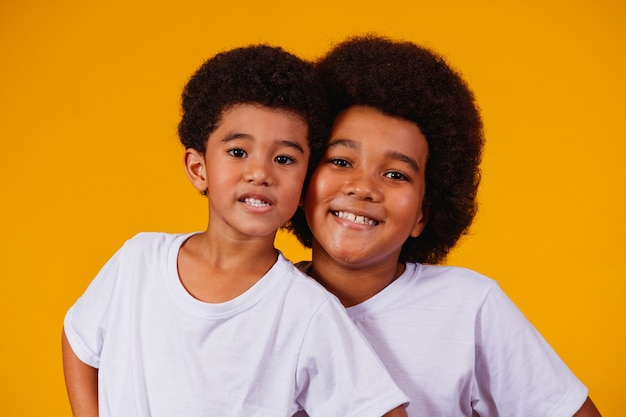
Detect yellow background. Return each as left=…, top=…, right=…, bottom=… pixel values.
left=1, top=1, right=624, bottom=415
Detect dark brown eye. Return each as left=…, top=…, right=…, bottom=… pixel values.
left=385, top=171, right=408, bottom=181
left=275, top=155, right=295, bottom=165
left=329, top=158, right=350, bottom=168
left=228, top=148, right=247, bottom=158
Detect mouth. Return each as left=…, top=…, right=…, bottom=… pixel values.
left=332, top=210, right=380, bottom=226
left=241, top=197, right=271, bottom=207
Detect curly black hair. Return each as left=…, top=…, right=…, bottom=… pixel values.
left=288, top=35, right=484, bottom=264
left=178, top=45, right=330, bottom=202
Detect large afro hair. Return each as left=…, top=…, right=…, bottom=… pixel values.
left=289, top=35, right=484, bottom=264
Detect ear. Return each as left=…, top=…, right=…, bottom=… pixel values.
left=409, top=201, right=429, bottom=238
left=184, top=149, right=208, bottom=194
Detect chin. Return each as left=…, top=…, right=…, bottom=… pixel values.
left=330, top=250, right=371, bottom=268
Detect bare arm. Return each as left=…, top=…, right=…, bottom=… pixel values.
left=62, top=328, right=99, bottom=417
left=382, top=405, right=408, bottom=417
left=573, top=397, right=601, bottom=417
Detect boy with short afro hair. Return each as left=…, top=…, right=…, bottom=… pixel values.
left=62, top=44, right=409, bottom=417
left=178, top=44, right=328, bottom=188
left=291, top=35, right=600, bottom=416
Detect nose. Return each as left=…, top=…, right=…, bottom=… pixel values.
left=342, top=170, right=382, bottom=202
left=243, top=158, right=273, bottom=186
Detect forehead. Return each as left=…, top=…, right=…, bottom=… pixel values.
left=210, top=103, right=309, bottom=147
left=218, top=103, right=307, bottom=130
left=330, top=106, right=428, bottom=164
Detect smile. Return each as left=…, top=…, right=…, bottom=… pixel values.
left=243, top=197, right=271, bottom=207
left=332, top=210, right=379, bottom=226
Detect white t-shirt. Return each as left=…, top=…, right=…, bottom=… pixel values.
left=298, top=261, right=588, bottom=417
left=64, top=233, right=408, bottom=417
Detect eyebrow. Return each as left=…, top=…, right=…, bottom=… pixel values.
left=222, top=133, right=305, bottom=154
left=328, top=138, right=420, bottom=172
left=327, top=138, right=360, bottom=151
left=387, top=150, right=420, bottom=173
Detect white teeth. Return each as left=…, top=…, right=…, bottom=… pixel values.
left=333, top=211, right=378, bottom=226
left=244, top=197, right=270, bottom=207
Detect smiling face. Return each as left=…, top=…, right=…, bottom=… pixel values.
left=304, top=105, right=428, bottom=270
left=185, top=103, right=309, bottom=241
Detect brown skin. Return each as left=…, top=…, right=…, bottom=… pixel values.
left=575, top=398, right=602, bottom=416
left=62, top=329, right=98, bottom=417
left=384, top=406, right=408, bottom=417
left=178, top=105, right=312, bottom=303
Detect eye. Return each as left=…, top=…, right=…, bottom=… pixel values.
left=228, top=148, right=247, bottom=158
left=275, top=155, right=295, bottom=165
left=384, top=171, right=409, bottom=181
left=328, top=157, right=351, bottom=168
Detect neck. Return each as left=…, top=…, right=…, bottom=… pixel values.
left=176, top=228, right=279, bottom=303
left=197, top=227, right=278, bottom=271
left=309, top=246, right=404, bottom=307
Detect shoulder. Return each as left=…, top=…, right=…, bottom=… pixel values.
left=121, top=232, right=192, bottom=255
left=124, top=231, right=183, bottom=247
left=377, top=263, right=501, bottom=316
left=294, top=260, right=312, bottom=274
left=415, top=265, right=530, bottom=328
left=413, top=263, right=496, bottom=294
left=87, top=232, right=186, bottom=283
left=274, top=256, right=343, bottom=306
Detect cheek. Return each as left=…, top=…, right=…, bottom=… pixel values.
left=306, top=168, right=338, bottom=201
left=303, top=193, right=321, bottom=231
left=206, top=168, right=230, bottom=191
left=282, top=170, right=308, bottom=208
left=303, top=174, right=332, bottom=219
left=394, top=194, right=424, bottom=221
left=303, top=178, right=332, bottom=232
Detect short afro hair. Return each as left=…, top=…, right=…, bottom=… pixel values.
left=289, top=35, right=484, bottom=264
left=178, top=45, right=329, bottom=186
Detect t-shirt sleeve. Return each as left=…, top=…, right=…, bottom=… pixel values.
left=473, top=282, right=588, bottom=417
left=63, top=244, right=126, bottom=368
left=295, top=297, right=409, bottom=417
